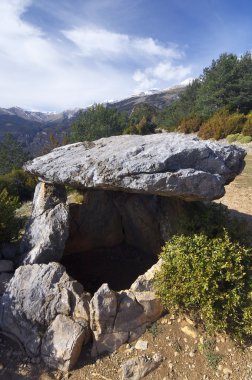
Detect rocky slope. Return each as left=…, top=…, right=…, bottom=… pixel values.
left=0, top=86, right=185, bottom=155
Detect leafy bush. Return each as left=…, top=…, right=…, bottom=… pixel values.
left=226, top=133, right=252, bottom=144
left=155, top=232, right=252, bottom=341
left=178, top=115, right=203, bottom=134
left=242, top=113, right=252, bottom=137
left=0, top=169, right=37, bottom=201
left=198, top=110, right=246, bottom=140
left=198, top=109, right=229, bottom=140
left=180, top=201, right=250, bottom=245
left=0, top=188, right=21, bottom=243
left=237, top=135, right=252, bottom=143
left=226, top=133, right=240, bottom=143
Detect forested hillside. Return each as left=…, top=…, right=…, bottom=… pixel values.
left=158, top=52, right=252, bottom=142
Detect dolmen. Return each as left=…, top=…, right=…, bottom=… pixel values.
left=0, top=133, right=246, bottom=370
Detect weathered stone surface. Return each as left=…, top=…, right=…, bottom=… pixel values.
left=0, top=272, right=13, bottom=295
left=0, top=260, right=14, bottom=273
left=41, top=315, right=90, bottom=371
left=121, top=354, right=163, bottom=380
left=90, top=261, right=163, bottom=356
left=20, top=182, right=69, bottom=264
left=0, top=262, right=91, bottom=358
left=24, top=134, right=246, bottom=201
left=130, top=259, right=163, bottom=321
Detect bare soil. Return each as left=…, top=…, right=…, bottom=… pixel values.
left=1, top=156, right=252, bottom=380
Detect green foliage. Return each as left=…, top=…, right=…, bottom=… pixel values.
left=180, top=201, right=250, bottom=245
left=0, top=133, right=29, bottom=175
left=0, top=169, right=37, bottom=201
left=155, top=232, right=252, bottom=341
left=158, top=52, right=252, bottom=132
left=198, top=109, right=246, bottom=140
left=147, top=322, right=160, bottom=339
left=198, top=338, right=222, bottom=369
left=70, top=104, right=128, bottom=142
left=239, top=135, right=252, bottom=143
left=242, top=113, right=252, bottom=137
left=157, top=79, right=201, bottom=130
left=178, top=114, right=203, bottom=134
left=226, top=133, right=241, bottom=143
left=125, top=104, right=157, bottom=135
left=226, top=133, right=252, bottom=144
left=0, top=188, right=21, bottom=243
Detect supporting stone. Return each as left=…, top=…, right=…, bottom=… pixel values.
left=20, top=182, right=69, bottom=264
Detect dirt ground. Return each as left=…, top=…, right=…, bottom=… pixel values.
left=1, top=155, right=251, bottom=380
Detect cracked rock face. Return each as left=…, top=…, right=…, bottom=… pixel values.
left=20, top=182, right=69, bottom=265
left=90, top=260, right=163, bottom=356
left=24, top=133, right=246, bottom=201
left=0, top=262, right=91, bottom=371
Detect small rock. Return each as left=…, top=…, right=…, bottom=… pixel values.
left=135, top=340, right=148, bottom=351
left=181, top=325, right=198, bottom=339
left=223, top=368, right=232, bottom=376
left=161, top=318, right=168, bottom=325
left=121, top=354, right=162, bottom=380
left=184, top=316, right=195, bottom=326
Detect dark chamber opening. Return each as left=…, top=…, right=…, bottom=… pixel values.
left=61, top=243, right=157, bottom=294
left=61, top=190, right=164, bottom=294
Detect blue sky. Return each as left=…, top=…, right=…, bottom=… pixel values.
left=0, top=0, right=251, bottom=111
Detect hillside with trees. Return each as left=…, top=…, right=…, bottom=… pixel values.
left=158, top=52, right=252, bottom=142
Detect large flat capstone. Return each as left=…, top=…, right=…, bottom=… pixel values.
left=24, top=133, right=246, bottom=201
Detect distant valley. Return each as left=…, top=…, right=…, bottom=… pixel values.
left=0, top=86, right=185, bottom=155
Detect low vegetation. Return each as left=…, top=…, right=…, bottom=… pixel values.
left=0, top=188, right=21, bottom=243
left=155, top=231, right=252, bottom=342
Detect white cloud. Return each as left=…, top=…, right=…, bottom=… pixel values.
left=133, top=61, right=191, bottom=92
left=0, top=0, right=191, bottom=111
left=63, top=26, right=182, bottom=61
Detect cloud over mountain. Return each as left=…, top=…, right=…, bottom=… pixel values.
left=0, top=0, right=191, bottom=111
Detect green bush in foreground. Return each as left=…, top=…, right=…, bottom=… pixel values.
left=0, top=188, right=21, bottom=243
left=155, top=232, right=252, bottom=342
left=227, top=133, right=252, bottom=144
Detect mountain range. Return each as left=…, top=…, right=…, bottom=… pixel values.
left=0, top=86, right=185, bottom=155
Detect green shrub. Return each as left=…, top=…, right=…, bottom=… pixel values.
left=0, top=169, right=36, bottom=201
left=198, top=110, right=246, bottom=140
left=155, top=232, right=252, bottom=341
left=0, top=188, right=21, bottom=243
left=242, top=113, right=252, bottom=137
left=226, top=133, right=240, bottom=143
left=226, top=133, right=252, bottom=144
left=198, top=109, right=229, bottom=140
left=237, top=135, right=252, bottom=143
left=178, top=115, right=203, bottom=134
left=180, top=201, right=250, bottom=245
